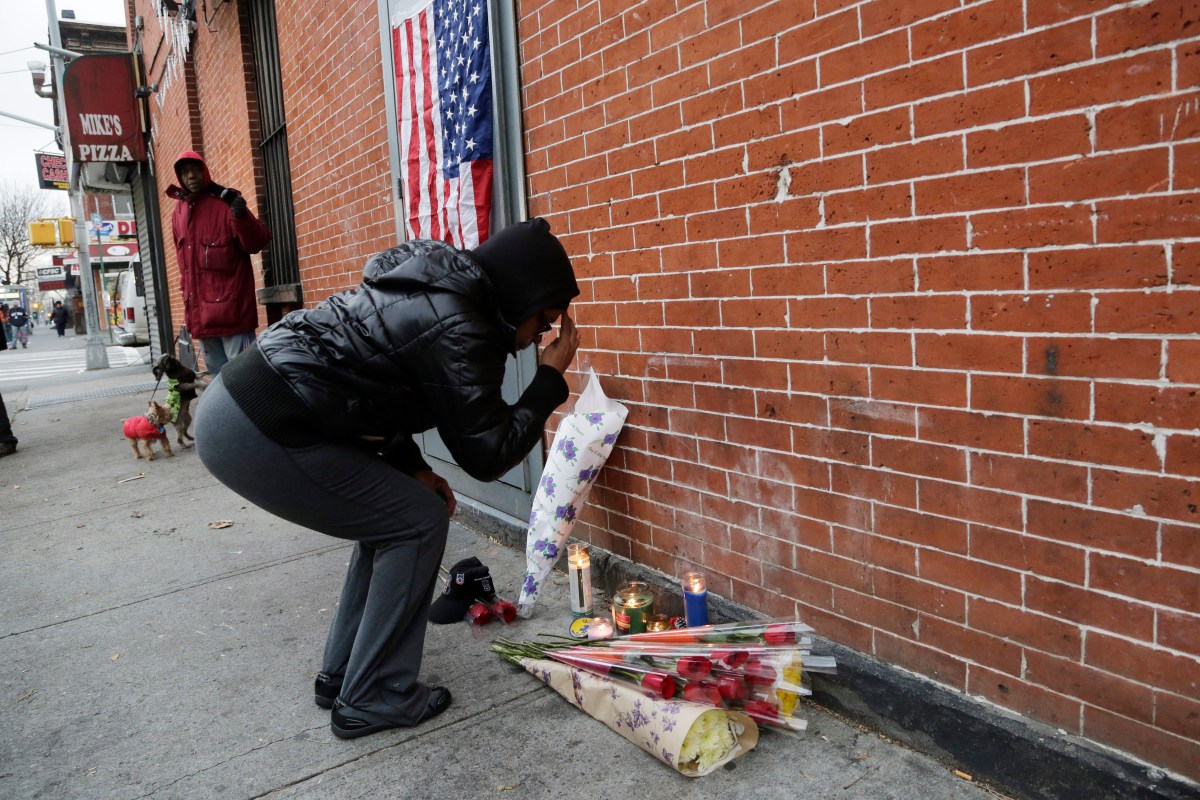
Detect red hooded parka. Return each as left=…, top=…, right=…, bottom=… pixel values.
left=166, top=151, right=272, bottom=339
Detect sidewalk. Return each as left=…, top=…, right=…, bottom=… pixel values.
left=0, top=355, right=1002, bottom=800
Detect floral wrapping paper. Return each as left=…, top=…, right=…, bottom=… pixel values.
left=519, top=657, right=759, bottom=777
left=517, top=369, right=628, bottom=618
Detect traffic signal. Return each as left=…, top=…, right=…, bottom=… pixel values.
left=57, top=218, right=75, bottom=245
left=29, top=220, right=56, bottom=246
left=28, top=218, right=76, bottom=247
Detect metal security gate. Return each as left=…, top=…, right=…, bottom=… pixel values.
left=247, top=0, right=299, bottom=289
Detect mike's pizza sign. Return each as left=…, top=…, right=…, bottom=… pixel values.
left=63, top=53, right=146, bottom=163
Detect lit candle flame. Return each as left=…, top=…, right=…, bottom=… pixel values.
left=682, top=571, right=706, bottom=593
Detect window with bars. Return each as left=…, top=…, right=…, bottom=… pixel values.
left=247, top=0, right=299, bottom=289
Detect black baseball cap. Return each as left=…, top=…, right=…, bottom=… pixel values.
left=429, top=557, right=497, bottom=624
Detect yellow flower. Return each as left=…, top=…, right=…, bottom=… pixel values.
left=678, top=709, right=736, bottom=774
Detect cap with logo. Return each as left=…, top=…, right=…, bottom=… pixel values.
left=429, top=556, right=498, bottom=624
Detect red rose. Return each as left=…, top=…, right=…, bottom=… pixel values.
left=466, top=601, right=494, bottom=625
left=763, top=623, right=798, bottom=645
left=714, top=648, right=750, bottom=668
left=676, top=655, right=713, bottom=680
left=489, top=599, right=517, bottom=623
left=743, top=699, right=779, bottom=724
left=716, top=674, right=749, bottom=702
left=639, top=672, right=676, bottom=700
left=743, top=659, right=777, bottom=687
left=682, top=680, right=723, bottom=706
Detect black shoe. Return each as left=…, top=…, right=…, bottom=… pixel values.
left=0, top=442, right=15, bottom=458
left=330, top=686, right=452, bottom=740
left=314, top=672, right=342, bottom=709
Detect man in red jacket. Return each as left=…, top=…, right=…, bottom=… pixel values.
left=166, top=151, right=272, bottom=376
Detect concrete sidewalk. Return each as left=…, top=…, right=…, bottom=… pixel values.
left=0, top=355, right=1002, bottom=800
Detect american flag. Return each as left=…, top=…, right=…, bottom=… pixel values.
left=393, top=0, right=494, bottom=249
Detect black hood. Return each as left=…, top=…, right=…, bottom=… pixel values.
left=470, top=217, right=579, bottom=327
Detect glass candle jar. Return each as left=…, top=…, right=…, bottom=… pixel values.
left=586, top=616, right=615, bottom=640
left=681, top=571, right=709, bottom=627
left=611, top=581, right=655, bottom=635
left=567, top=543, right=593, bottom=618
left=645, top=614, right=671, bottom=632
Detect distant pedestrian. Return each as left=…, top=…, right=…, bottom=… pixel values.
left=50, top=301, right=70, bottom=337
left=0, top=304, right=11, bottom=348
left=166, top=150, right=271, bottom=377
left=8, top=304, right=30, bottom=349
left=0, top=392, right=17, bottom=457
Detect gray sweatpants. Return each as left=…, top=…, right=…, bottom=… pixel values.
left=194, top=376, right=449, bottom=723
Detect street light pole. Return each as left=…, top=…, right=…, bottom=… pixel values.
left=45, top=0, right=108, bottom=370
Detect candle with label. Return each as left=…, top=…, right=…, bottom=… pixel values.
left=612, top=581, right=655, bottom=634
left=681, top=571, right=709, bottom=627
left=567, top=543, right=593, bottom=618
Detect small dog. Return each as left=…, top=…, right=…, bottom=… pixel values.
left=123, top=400, right=175, bottom=461
left=152, top=353, right=208, bottom=448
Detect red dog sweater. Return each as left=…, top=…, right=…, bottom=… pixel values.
left=123, top=416, right=165, bottom=440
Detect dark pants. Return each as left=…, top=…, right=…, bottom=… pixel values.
left=194, top=377, right=450, bottom=723
left=0, top=393, right=16, bottom=445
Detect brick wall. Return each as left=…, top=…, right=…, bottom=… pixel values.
left=274, top=0, right=396, bottom=297
left=133, top=0, right=268, bottom=351
left=519, top=0, right=1200, bottom=781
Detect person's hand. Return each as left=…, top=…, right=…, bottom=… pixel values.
left=413, top=469, right=457, bottom=515
left=230, top=195, right=247, bottom=218
left=540, top=311, right=578, bottom=375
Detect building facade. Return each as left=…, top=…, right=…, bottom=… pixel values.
left=125, top=0, right=1200, bottom=786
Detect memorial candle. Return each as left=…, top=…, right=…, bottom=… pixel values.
left=567, top=543, right=593, bottom=618
left=612, top=581, right=654, bottom=634
left=682, top=571, right=709, bottom=627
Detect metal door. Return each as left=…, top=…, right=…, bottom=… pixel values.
left=377, top=0, right=541, bottom=523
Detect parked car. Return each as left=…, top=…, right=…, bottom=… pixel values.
left=115, top=264, right=150, bottom=347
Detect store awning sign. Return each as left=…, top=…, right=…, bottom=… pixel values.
left=62, top=53, right=146, bottom=163
left=35, top=152, right=69, bottom=190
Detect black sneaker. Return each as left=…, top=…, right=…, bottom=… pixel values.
left=330, top=686, right=452, bottom=739
left=0, top=442, right=15, bottom=457
left=314, top=672, right=342, bottom=709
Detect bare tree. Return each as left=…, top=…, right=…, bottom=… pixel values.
left=0, top=179, right=58, bottom=287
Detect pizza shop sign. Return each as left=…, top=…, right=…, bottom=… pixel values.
left=63, top=53, right=146, bottom=163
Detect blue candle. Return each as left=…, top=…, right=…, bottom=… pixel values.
left=682, top=571, right=709, bottom=627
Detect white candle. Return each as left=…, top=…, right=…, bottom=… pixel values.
left=567, top=543, right=593, bottom=617
left=587, top=616, right=614, bottom=640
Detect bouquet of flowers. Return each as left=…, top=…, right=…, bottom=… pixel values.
left=516, top=369, right=627, bottom=618
left=495, top=618, right=835, bottom=747
left=497, top=653, right=759, bottom=776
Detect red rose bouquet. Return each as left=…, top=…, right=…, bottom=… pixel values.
left=494, top=617, right=836, bottom=735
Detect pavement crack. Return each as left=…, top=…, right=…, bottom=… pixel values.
left=129, top=724, right=333, bottom=799
left=0, top=541, right=353, bottom=640
left=246, top=689, right=547, bottom=798
left=0, top=479, right=227, bottom=535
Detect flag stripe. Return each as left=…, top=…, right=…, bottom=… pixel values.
left=393, top=0, right=494, bottom=249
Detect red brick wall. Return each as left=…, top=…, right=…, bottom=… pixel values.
left=519, top=0, right=1200, bottom=781
left=134, top=0, right=396, bottom=354
left=134, top=0, right=268, bottom=352
left=274, top=0, right=396, bottom=297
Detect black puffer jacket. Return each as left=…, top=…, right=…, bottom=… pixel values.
left=219, top=238, right=572, bottom=482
